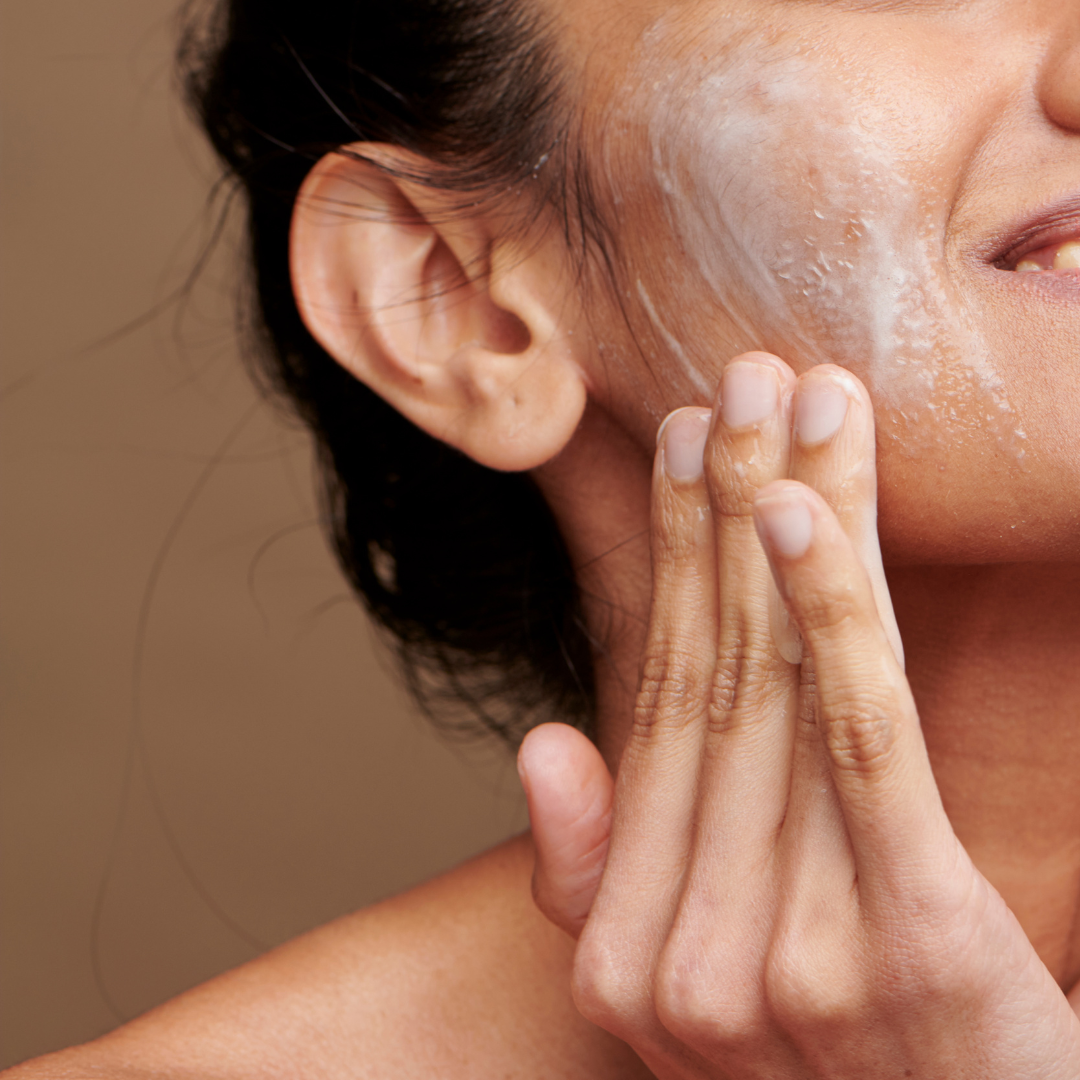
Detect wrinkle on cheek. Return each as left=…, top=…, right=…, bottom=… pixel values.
left=616, top=17, right=1024, bottom=460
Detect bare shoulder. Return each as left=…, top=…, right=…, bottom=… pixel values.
left=4, top=835, right=651, bottom=1080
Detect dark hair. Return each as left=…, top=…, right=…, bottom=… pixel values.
left=178, top=0, right=602, bottom=745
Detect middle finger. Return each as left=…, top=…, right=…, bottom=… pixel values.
left=694, top=352, right=802, bottom=875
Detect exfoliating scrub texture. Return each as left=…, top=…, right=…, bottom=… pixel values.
left=606, top=14, right=1024, bottom=460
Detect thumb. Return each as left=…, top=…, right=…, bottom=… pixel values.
left=517, top=723, right=613, bottom=938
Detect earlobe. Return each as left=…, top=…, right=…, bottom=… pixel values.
left=289, top=144, right=588, bottom=472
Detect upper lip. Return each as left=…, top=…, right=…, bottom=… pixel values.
left=984, top=190, right=1080, bottom=270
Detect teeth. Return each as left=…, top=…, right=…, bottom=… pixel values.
left=1012, top=238, right=1080, bottom=273
left=1053, top=240, right=1080, bottom=271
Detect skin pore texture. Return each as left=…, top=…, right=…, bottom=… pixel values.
left=8, top=0, right=1080, bottom=1075
left=625, top=13, right=1016, bottom=455
left=583, top=0, right=1080, bottom=565
left=550, top=0, right=1080, bottom=984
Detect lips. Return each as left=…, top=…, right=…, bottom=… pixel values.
left=987, top=192, right=1080, bottom=273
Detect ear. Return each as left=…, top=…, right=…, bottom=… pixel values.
left=289, top=144, right=588, bottom=472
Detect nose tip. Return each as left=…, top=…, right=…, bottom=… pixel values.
left=1039, top=35, right=1080, bottom=134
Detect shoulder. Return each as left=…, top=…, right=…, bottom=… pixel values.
left=4, top=835, right=651, bottom=1080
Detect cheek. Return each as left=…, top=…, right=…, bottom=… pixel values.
left=619, top=28, right=1024, bottom=470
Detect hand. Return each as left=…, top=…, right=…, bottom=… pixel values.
left=518, top=354, right=1080, bottom=1078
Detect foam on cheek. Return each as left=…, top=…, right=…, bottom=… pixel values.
left=635, top=278, right=712, bottom=395
left=628, top=23, right=1020, bottom=456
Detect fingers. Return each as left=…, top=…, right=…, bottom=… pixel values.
left=572, top=406, right=719, bottom=1046
left=753, top=481, right=947, bottom=874
left=694, top=354, right=801, bottom=855
left=782, top=368, right=878, bottom=890
left=606, top=404, right=717, bottom=844
left=651, top=354, right=805, bottom=1027
left=518, top=723, right=613, bottom=938
left=790, top=366, right=903, bottom=667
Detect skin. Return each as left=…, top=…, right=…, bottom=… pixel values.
left=8, top=0, right=1080, bottom=1075
left=574, top=0, right=1080, bottom=563
left=526, top=364, right=1080, bottom=1075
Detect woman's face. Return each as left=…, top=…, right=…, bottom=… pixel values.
left=553, top=0, right=1080, bottom=563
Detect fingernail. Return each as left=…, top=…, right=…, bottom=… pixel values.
left=721, top=361, right=778, bottom=429
left=661, top=408, right=710, bottom=481
left=755, top=490, right=813, bottom=559
left=795, top=377, right=849, bottom=446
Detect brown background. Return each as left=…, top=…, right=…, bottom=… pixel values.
left=0, top=1, right=526, bottom=1067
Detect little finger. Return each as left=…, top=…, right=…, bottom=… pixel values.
left=790, top=365, right=902, bottom=667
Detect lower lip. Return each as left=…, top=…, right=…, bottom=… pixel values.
left=984, top=265, right=1080, bottom=303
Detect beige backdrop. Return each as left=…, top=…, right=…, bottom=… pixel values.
left=0, top=1, right=527, bottom=1067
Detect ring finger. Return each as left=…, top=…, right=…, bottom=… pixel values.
left=680, top=354, right=801, bottom=913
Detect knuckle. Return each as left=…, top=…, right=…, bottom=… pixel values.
left=571, top=932, right=650, bottom=1039
left=706, top=642, right=787, bottom=736
left=715, top=639, right=784, bottom=694
left=654, top=940, right=766, bottom=1055
left=633, top=649, right=709, bottom=735
left=707, top=444, right=782, bottom=514
left=817, top=695, right=897, bottom=773
left=763, top=936, right=866, bottom=1038
left=712, top=491, right=757, bottom=519
left=655, top=984, right=723, bottom=1049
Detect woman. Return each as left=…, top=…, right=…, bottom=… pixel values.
left=8, top=0, right=1080, bottom=1075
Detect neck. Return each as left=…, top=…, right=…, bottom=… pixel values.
left=890, top=564, right=1080, bottom=988
left=532, top=404, right=652, bottom=766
